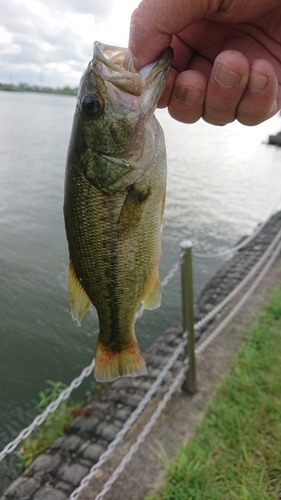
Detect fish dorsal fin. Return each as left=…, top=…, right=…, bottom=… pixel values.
left=69, top=260, right=92, bottom=325
left=142, top=272, right=162, bottom=310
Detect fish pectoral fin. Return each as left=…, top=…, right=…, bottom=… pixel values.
left=142, top=272, right=162, bottom=310
left=117, top=184, right=150, bottom=238
left=94, top=335, right=147, bottom=382
left=69, top=260, right=92, bottom=325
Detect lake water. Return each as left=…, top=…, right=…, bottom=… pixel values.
left=0, top=90, right=281, bottom=489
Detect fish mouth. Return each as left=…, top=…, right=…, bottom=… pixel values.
left=92, top=41, right=173, bottom=97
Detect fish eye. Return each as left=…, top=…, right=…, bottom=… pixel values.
left=81, top=93, right=104, bottom=118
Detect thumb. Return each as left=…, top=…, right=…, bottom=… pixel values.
left=127, top=0, right=211, bottom=69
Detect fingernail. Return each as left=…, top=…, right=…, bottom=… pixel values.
left=214, top=63, right=242, bottom=89
left=174, top=86, right=204, bottom=106
left=248, top=72, right=268, bottom=93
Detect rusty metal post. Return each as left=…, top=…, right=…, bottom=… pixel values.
left=180, top=241, right=196, bottom=394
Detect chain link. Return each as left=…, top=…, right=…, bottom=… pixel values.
left=194, top=195, right=281, bottom=259
left=195, top=238, right=281, bottom=356
left=195, top=227, right=281, bottom=332
left=69, top=338, right=186, bottom=499
left=0, top=259, right=182, bottom=462
left=88, top=231, right=281, bottom=500
left=95, top=361, right=188, bottom=500
left=0, top=359, right=95, bottom=462
left=161, top=258, right=182, bottom=287
left=2, top=220, right=281, bottom=497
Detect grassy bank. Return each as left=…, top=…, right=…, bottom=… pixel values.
left=146, top=285, right=281, bottom=500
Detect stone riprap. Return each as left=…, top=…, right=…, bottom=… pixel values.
left=2, top=211, right=281, bottom=500
left=194, top=211, right=281, bottom=330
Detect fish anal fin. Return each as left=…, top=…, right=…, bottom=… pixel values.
left=69, top=260, right=92, bottom=325
left=118, top=184, right=150, bottom=238
left=142, top=272, right=162, bottom=310
left=94, top=336, right=147, bottom=382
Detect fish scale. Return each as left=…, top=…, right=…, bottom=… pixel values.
left=64, top=41, right=173, bottom=382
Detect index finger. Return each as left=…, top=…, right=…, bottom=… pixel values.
left=128, top=0, right=204, bottom=69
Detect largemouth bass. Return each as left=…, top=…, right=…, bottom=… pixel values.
left=64, top=41, right=173, bottom=382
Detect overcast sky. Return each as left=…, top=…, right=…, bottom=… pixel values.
left=0, top=0, right=140, bottom=87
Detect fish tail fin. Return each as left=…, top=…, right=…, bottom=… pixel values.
left=94, top=334, right=147, bottom=382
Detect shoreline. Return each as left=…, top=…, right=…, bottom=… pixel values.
left=2, top=211, right=281, bottom=500
left=0, top=85, right=77, bottom=96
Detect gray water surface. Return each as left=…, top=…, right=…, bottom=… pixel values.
left=0, top=90, right=281, bottom=489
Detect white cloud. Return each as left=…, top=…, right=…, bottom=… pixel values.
left=0, top=0, right=140, bottom=87
left=0, top=26, right=21, bottom=55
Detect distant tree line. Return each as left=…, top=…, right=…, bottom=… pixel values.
left=0, top=82, right=77, bottom=95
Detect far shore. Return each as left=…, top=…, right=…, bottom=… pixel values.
left=0, top=82, right=77, bottom=96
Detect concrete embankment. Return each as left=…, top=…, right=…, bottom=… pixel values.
left=2, top=211, right=281, bottom=500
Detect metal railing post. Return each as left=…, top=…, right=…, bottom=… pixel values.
left=180, top=240, right=196, bottom=394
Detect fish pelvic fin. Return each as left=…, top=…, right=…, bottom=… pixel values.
left=69, top=260, right=92, bottom=325
left=94, top=335, right=147, bottom=382
left=142, top=271, right=162, bottom=310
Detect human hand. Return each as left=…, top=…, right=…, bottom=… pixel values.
left=127, top=0, right=281, bottom=126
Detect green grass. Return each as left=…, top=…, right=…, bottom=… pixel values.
left=19, top=380, right=74, bottom=469
left=146, top=285, right=281, bottom=500
left=19, top=379, right=109, bottom=470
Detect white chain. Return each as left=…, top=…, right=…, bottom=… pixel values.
left=195, top=227, right=281, bottom=332
left=90, top=232, right=281, bottom=500
left=194, top=195, right=281, bottom=259
left=2, top=222, right=281, bottom=496
left=195, top=239, right=281, bottom=356
left=95, top=361, right=188, bottom=500
left=69, top=338, right=186, bottom=499
left=0, top=359, right=95, bottom=462
left=161, top=258, right=182, bottom=287
left=0, top=259, right=181, bottom=462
